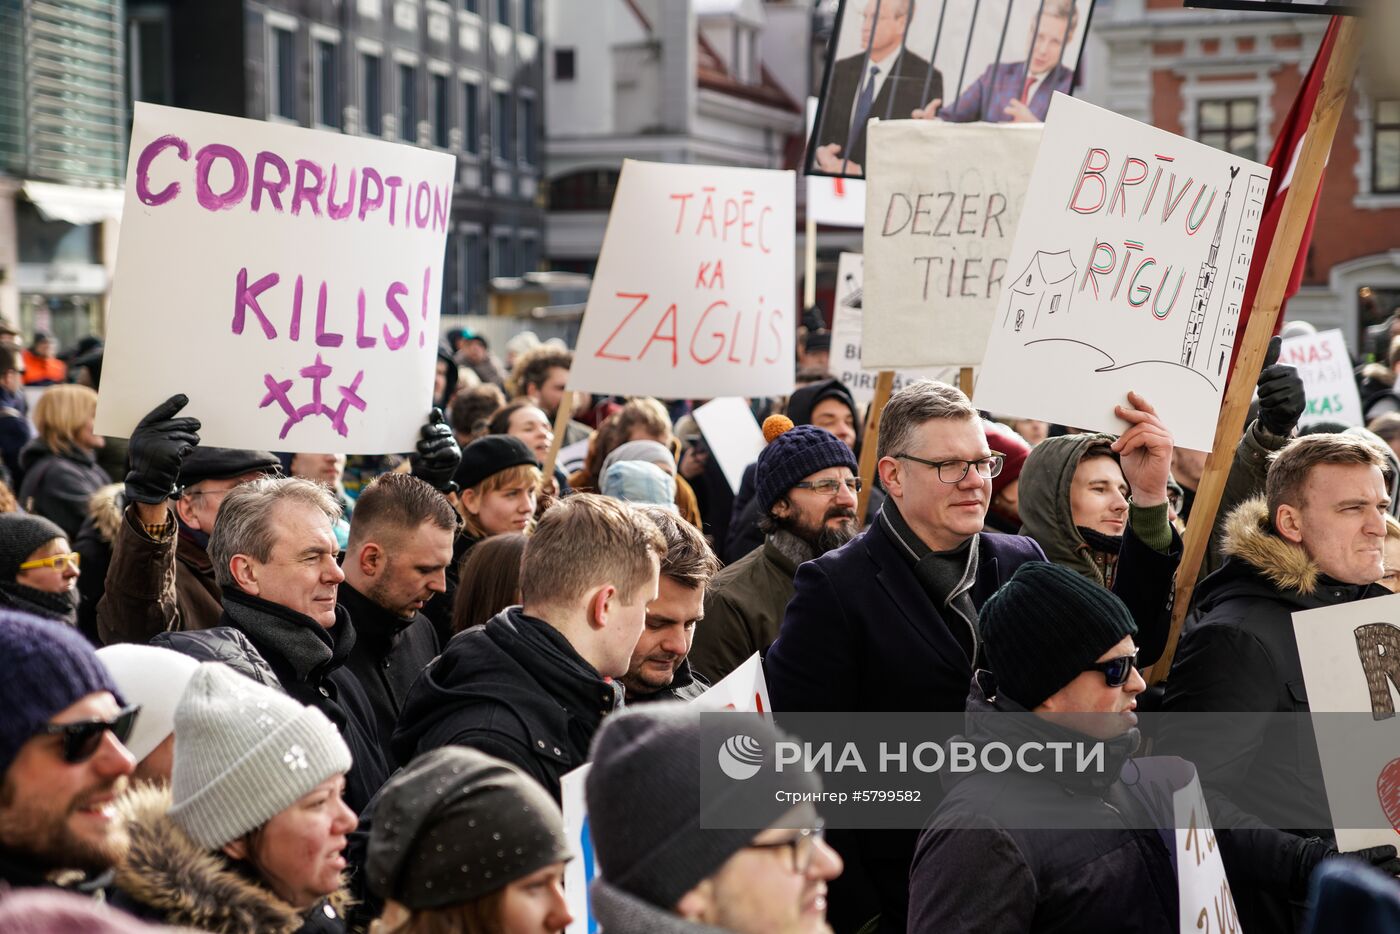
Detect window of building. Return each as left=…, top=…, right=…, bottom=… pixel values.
left=463, top=0, right=478, bottom=12
left=519, top=96, right=536, bottom=166
left=271, top=26, right=298, bottom=120
left=521, top=0, right=535, bottom=35
left=496, top=0, right=511, bottom=28
left=1196, top=98, right=1258, bottom=162
left=554, top=48, right=575, bottom=81
left=363, top=53, right=383, bottom=136
left=431, top=73, right=449, bottom=148
left=443, top=235, right=462, bottom=314
left=465, top=231, right=485, bottom=309
left=548, top=169, right=620, bottom=211
left=1375, top=99, right=1400, bottom=195
left=127, top=8, right=173, bottom=105
left=398, top=63, right=417, bottom=141
left=492, top=89, right=513, bottom=161
left=316, top=40, right=341, bottom=128
left=463, top=81, right=480, bottom=154
left=492, top=232, right=513, bottom=277
left=518, top=236, right=540, bottom=274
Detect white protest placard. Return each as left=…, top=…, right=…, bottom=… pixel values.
left=830, top=252, right=958, bottom=406
left=1281, top=328, right=1364, bottom=428
left=96, top=103, right=455, bottom=453
left=1293, top=593, right=1400, bottom=852
left=561, top=654, right=771, bottom=933
left=567, top=160, right=796, bottom=399
left=1174, top=771, right=1242, bottom=933
left=806, top=98, right=866, bottom=228
left=558, top=437, right=591, bottom=477
left=693, top=397, right=766, bottom=494
left=973, top=94, right=1272, bottom=453
left=862, top=120, right=1042, bottom=368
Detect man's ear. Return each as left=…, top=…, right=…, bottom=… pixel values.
left=174, top=494, right=199, bottom=529
left=1275, top=503, right=1305, bottom=545
left=586, top=584, right=617, bottom=631
left=877, top=455, right=903, bottom=498
left=229, top=554, right=259, bottom=593
left=770, top=495, right=793, bottom=521
left=675, top=878, right=715, bottom=922
left=357, top=542, right=384, bottom=577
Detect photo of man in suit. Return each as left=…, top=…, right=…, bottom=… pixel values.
left=913, top=0, right=1081, bottom=124
left=813, top=0, right=943, bottom=176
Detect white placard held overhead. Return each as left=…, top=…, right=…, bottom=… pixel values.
left=1293, top=592, right=1400, bottom=852
left=1281, top=328, right=1364, bottom=428
left=973, top=94, right=1272, bottom=453
left=568, top=160, right=796, bottom=400
left=862, top=120, right=1042, bottom=368
left=96, top=103, right=455, bottom=453
left=829, top=252, right=957, bottom=406
left=692, top=398, right=767, bottom=494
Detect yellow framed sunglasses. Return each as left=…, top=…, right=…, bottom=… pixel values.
left=18, top=552, right=80, bottom=572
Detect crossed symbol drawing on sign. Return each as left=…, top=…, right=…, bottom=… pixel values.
left=260, top=353, right=367, bottom=439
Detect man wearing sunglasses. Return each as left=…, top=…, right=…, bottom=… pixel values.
left=0, top=513, right=82, bottom=627
left=586, top=704, right=843, bottom=934
left=0, top=611, right=137, bottom=892
left=764, top=379, right=1174, bottom=931
left=691, top=421, right=860, bottom=684
left=908, top=561, right=1178, bottom=932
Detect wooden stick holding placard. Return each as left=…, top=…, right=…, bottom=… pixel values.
left=539, top=389, right=573, bottom=487
left=856, top=370, right=896, bottom=523
left=1148, top=16, right=1362, bottom=685
left=803, top=215, right=817, bottom=310
left=958, top=367, right=973, bottom=398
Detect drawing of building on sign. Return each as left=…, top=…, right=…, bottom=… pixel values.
left=1003, top=250, right=1077, bottom=334
left=1201, top=171, right=1271, bottom=377
left=841, top=272, right=862, bottom=310
left=1182, top=166, right=1240, bottom=369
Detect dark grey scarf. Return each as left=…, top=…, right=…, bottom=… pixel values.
left=221, top=588, right=354, bottom=682
left=0, top=581, right=79, bottom=628
left=879, top=498, right=981, bottom=659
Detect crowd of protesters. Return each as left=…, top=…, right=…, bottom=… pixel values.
left=3, top=313, right=1400, bottom=934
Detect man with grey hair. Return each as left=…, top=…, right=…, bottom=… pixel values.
left=185, top=476, right=390, bottom=810
left=765, top=378, right=1176, bottom=932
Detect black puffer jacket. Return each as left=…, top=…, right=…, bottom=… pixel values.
left=150, top=625, right=283, bottom=690
left=908, top=678, right=1177, bottom=934
left=392, top=606, right=622, bottom=801
left=1158, top=496, right=1383, bottom=932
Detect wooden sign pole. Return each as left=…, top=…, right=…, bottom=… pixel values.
left=539, top=389, right=574, bottom=486
left=803, top=215, right=818, bottom=310
left=1148, top=16, right=1362, bottom=685
left=958, top=367, right=974, bottom=398
left=857, top=370, right=896, bottom=523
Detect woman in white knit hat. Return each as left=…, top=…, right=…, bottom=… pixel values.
left=110, top=662, right=357, bottom=933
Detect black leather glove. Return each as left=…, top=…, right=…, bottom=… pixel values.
left=125, top=394, right=201, bottom=505
left=1257, top=335, right=1306, bottom=437
left=411, top=408, right=461, bottom=494
left=1294, top=837, right=1400, bottom=894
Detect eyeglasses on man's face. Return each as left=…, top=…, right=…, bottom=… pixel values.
left=747, top=824, right=826, bottom=874
left=1088, top=650, right=1139, bottom=688
left=792, top=477, right=863, bottom=496
left=894, top=453, right=1005, bottom=484
left=37, top=705, right=141, bottom=764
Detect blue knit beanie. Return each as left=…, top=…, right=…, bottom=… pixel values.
left=0, top=610, right=124, bottom=776
left=755, top=418, right=859, bottom=514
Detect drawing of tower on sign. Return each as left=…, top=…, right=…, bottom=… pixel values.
left=1002, top=250, right=1077, bottom=333
left=1182, top=166, right=1240, bottom=369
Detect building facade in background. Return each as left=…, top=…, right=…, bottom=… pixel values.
left=543, top=0, right=806, bottom=275
left=0, top=0, right=127, bottom=345
left=126, top=0, right=544, bottom=317
left=1087, top=0, right=1400, bottom=352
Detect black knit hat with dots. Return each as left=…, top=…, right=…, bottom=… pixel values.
left=980, top=561, right=1138, bottom=709
left=366, top=746, right=571, bottom=909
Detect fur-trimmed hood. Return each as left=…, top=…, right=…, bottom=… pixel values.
left=88, top=482, right=125, bottom=544
left=112, top=783, right=347, bottom=934
left=1219, top=495, right=1320, bottom=596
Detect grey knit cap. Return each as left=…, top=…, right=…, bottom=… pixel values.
left=169, top=663, right=352, bottom=849
left=367, top=746, right=571, bottom=909
left=0, top=513, right=69, bottom=580
left=585, top=704, right=821, bottom=909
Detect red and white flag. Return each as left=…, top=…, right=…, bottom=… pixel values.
left=1228, top=16, right=1342, bottom=376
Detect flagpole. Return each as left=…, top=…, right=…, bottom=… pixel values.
left=1148, top=15, right=1362, bottom=685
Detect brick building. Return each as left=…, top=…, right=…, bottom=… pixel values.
left=1088, top=0, right=1400, bottom=354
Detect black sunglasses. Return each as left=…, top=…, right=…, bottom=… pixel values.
left=36, top=705, right=141, bottom=764
left=1089, top=651, right=1139, bottom=688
